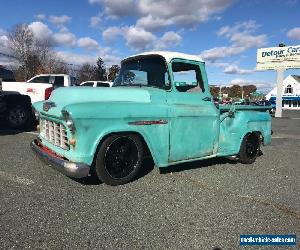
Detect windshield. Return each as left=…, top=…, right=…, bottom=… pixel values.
left=113, top=56, right=170, bottom=89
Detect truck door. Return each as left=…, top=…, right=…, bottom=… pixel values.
left=167, top=60, right=219, bottom=163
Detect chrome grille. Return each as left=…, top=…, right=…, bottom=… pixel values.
left=40, top=119, right=69, bottom=150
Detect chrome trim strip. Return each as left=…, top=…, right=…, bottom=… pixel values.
left=128, top=119, right=168, bottom=125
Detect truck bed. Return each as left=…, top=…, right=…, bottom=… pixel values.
left=219, top=104, right=272, bottom=113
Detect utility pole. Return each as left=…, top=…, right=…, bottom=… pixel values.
left=275, top=43, right=286, bottom=118
left=241, top=85, right=244, bottom=99
left=275, top=68, right=285, bottom=117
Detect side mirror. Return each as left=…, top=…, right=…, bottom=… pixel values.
left=175, top=81, right=188, bottom=87
left=174, top=81, right=197, bottom=87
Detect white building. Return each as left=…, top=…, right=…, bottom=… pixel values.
left=265, top=75, right=300, bottom=109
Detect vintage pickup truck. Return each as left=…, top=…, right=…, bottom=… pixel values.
left=31, top=51, right=272, bottom=186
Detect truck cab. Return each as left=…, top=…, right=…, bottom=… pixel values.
left=31, top=51, right=272, bottom=186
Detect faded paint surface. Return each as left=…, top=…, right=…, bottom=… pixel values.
left=32, top=55, right=272, bottom=169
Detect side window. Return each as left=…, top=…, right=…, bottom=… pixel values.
left=123, top=70, right=147, bottom=85
left=54, top=76, right=64, bottom=87
left=28, top=76, right=50, bottom=83
left=97, top=82, right=110, bottom=87
left=172, top=62, right=204, bottom=93
left=82, top=82, right=94, bottom=86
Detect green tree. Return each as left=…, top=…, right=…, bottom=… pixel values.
left=209, top=86, right=220, bottom=98
left=94, top=57, right=106, bottom=81
left=108, top=65, right=120, bottom=81
left=243, top=85, right=257, bottom=98
left=229, top=85, right=241, bottom=98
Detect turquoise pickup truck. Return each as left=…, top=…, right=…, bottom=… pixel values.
left=31, top=51, right=272, bottom=186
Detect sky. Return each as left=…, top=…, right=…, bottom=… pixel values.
left=0, top=0, right=300, bottom=91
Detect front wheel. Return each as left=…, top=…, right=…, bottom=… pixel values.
left=95, top=134, right=143, bottom=186
left=6, top=104, right=31, bottom=129
left=239, top=133, right=261, bottom=164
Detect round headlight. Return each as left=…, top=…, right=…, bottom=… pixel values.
left=66, top=119, right=74, bottom=127
left=62, top=110, right=76, bottom=133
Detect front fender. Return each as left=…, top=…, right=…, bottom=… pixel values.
left=72, top=118, right=169, bottom=167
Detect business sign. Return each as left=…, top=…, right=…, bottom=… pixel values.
left=256, top=45, right=300, bottom=70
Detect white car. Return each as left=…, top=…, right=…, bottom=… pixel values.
left=80, top=81, right=113, bottom=87
left=2, top=74, right=78, bottom=104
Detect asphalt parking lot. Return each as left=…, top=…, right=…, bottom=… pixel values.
left=0, top=110, right=299, bottom=249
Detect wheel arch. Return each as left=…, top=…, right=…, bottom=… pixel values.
left=240, top=130, right=263, bottom=146
left=89, top=130, right=156, bottom=173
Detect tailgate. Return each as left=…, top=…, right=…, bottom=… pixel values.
left=24, top=83, right=52, bottom=103
left=3, top=82, right=53, bottom=103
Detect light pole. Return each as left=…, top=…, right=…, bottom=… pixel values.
left=241, top=85, right=244, bottom=100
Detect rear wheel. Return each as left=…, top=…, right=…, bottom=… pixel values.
left=239, top=133, right=261, bottom=164
left=95, top=134, right=143, bottom=186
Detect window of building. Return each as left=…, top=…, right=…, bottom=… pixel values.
left=284, top=84, right=293, bottom=94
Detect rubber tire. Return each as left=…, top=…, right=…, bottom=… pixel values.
left=95, top=134, right=143, bottom=186
left=6, top=104, right=32, bottom=129
left=239, top=133, right=261, bottom=164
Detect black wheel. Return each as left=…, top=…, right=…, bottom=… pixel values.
left=6, top=104, right=31, bottom=129
left=95, top=134, right=143, bottom=186
left=239, top=133, right=261, bottom=164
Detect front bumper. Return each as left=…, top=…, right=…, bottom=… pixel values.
left=31, top=139, right=90, bottom=178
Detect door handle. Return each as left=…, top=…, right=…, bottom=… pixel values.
left=202, top=97, right=211, bottom=101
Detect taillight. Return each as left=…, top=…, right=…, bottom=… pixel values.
left=45, top=87, right=53, bottom=100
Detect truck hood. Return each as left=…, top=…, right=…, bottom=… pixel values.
left=35, top=86, right=164, bottom=117
left=50, top=86, right=152, bottom=105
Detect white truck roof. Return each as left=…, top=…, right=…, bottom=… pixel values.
left=27, top=74, right=71, bottom=81
left=123, top=51, right=204, bottom=63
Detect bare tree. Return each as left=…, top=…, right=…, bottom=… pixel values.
left=8, top=24, right=69, bottom=80
left=8, top=24, right=35, bottom=79
left=76, top=63, right=97, bottom=83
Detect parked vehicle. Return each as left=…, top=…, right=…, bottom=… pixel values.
left=80, top=81, right=113, bottom=87
left=2, top=74, right=78, bottom=104
left=31, top=51, right=272, bottom=186
left=0, top=70, right=33, bottom=129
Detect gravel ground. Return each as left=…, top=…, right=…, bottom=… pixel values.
left=0, top=110, right=299, bottom=249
